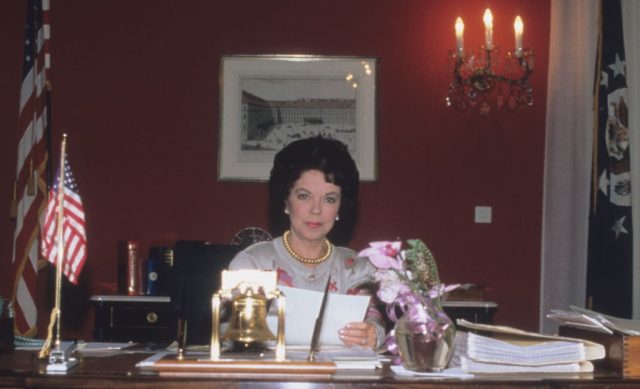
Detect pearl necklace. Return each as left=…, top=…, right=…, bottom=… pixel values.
left=282, top=230, right=332, bottom=265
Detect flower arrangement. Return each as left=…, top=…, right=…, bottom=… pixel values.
left=359, top=239, right=458, bottom=361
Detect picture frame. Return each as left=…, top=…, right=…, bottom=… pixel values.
left=218, top=55, right=378, bottom=181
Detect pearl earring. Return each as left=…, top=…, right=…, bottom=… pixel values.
left=284, top=208, right=290, bottom=215
left=335, top=215, right=340, bottom=221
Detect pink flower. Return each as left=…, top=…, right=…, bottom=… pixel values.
left=375, top=270, right=411, bottom=303
left=358, top=241, right=404, bottom=270
left=379, top=282, right=411, bottom=304
left=428, top=283, right=460, bottom=299
left=359, top=238, right=459, bottom=359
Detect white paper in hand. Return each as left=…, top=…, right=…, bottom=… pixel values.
left=267, top=285, right=370, bottom=346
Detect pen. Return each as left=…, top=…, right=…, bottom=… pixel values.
left=308, top=276, right=331, bottom=362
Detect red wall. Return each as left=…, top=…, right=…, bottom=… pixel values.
left=0, top=0, right=550, bottom=339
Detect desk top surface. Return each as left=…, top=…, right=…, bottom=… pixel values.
left=90, top=295, right=171, bottom=303
left=88, top=294, right=498, bottom=308
left=1, top=350, right=639, bottom=389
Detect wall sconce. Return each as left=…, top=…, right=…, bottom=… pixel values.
left=446, top=9, right=534, bottom=115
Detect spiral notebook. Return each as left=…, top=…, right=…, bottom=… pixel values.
left=452, top=319, right=605, bottom=373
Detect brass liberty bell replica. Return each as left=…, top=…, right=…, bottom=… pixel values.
left=222, top=286, right=276, bottom=344
left=211, top=270, right=286, bottom=361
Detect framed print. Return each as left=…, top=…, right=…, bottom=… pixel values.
left=218, top=55, right=378, bottom=181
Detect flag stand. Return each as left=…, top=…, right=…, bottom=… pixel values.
left=38, top=134, right=78, bottom=373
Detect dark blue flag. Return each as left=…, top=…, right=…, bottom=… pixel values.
left=586, top=0, right=632, bottom=318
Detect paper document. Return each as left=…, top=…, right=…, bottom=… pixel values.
left=455, top=319, right=605, bottom=367
left=73, top=342, right=133, bottom=357
left=135, top=351, right=173, bottom=368
left=569, top=305, right=640, bottom=335
left=76, top=342, right=132, bottom=351
left=452, top=321, right=604, bottom=374
left=546, top=309, right=613, bottom=334
left=287, top=345, right=383, bottom=369
left=459, top=357, right=593, bottom=373
left=465, top=332, right=586, bottom=366
left=391, top=365, right=474, bottom=379
left=267, top=286, right=370, bottom=346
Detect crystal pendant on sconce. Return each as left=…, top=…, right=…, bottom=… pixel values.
left=446, top=83, right=468, bottom=111
left=446, top=46, right=534, bottom=114
left=480, top=101, right=491, bottom=116
left=525, top=86, right=534, bottom=106
left=467, top=89, right=477, bottom=102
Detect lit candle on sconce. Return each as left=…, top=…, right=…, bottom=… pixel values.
left=446, top=8, right=534, bottom=114
left=514, top=16, right=524, bottom=58
left=483, top=9, right=494, bottom=50
left=455, top=17, right=465, bottom=55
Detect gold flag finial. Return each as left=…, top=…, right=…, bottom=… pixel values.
left=27, top=159, right=36, bottom=196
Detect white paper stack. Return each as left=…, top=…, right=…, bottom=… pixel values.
left=451, top=319, right=605, bottom=374
left=547, top=305, right=640, bottom=336
left=287, top=345, right=383, bottom=370
left=546, top=309, right=614, bottom=334
left=266, top=286, right=370, bottom=346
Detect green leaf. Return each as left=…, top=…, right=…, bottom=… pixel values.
left=405, top=238, right=440, bottom=293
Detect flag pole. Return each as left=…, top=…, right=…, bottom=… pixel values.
left=53, top=134, right=67, bottom=347
left=38, top=133, right=67, bottom=359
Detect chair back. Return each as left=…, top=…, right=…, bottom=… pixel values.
left=170, top=241, right=241, bottom=345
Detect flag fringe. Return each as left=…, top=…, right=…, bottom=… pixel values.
left=38, top=307, right=57, bottom=359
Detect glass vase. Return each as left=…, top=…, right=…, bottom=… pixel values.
left=394, top=298, right=456, bottom=372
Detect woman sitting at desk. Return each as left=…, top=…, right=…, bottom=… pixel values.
left=229, top=136, right=385, bottom=350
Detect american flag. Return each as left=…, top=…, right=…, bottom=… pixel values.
left=41, top=156, right=87, bottom=284
left=11, top=0, right=51, bottom=336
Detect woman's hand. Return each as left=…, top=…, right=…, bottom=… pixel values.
left=338, top=321, right=377, bottom=348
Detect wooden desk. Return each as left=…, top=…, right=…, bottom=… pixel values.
left=90, top=295, right=172, bottom=342
left=90, top=295, right=498, bottom=343
left=443, top=301, right=497, bottom=325
left=1, top=350, right=640, bottom=388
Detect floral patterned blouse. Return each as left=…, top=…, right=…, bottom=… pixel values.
left=229, top=236, right=386, bottom=348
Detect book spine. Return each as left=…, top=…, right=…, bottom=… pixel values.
left=145, top=257, right=159, bottom=296
left=126, top=241, right=140, bottom=296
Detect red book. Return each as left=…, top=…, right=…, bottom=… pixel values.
left=118, top=241, right=140, bottom=296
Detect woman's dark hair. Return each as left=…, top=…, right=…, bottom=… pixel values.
left=267, top=136, right=359, bottom=245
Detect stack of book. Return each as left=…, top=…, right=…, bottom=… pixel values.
left=548, top=306, right=640, bottom=377
left=451, top=319, right=605, bottom=373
